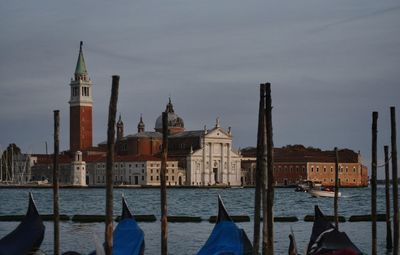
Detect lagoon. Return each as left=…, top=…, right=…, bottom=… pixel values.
left=0, top=186, right=394, bottom=254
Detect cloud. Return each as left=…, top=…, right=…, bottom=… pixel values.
left=0, top=0, right=399, bottom=179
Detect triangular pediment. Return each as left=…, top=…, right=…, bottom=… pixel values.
left=205, top=127, right=231, bottom=139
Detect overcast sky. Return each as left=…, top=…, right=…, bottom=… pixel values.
left=0, top=0, right=399, bottom=177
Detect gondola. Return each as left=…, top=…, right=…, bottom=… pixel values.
left=197, top=195, right=253, bottom=255
left=305, top=205, right=362, bottom=255
left=288, top=228, right=298, bottom=255
left=112, top=196, right=145, bottom=255
left=0, top=192, right=45, bottom=255
left=65, top=196, right=145, bottom=255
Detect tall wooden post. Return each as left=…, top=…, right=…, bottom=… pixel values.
left=334, top=147, right=339, bottom=230
left=53, top=110, right=60, bottom=255
left=161, top=111, right=168, bottom=255
left=265, top=83, right=274, bottom=255
left=391, top=106, right=399, bottom=255
left=105, top=75, right=119, bottom=255
left=253, top=84, right=265, bottom=254
left=384, top=145, right=393, bottom=250
left=371, top=111, right=378, bottom=255
left=260, top=84, right=268, bottom=255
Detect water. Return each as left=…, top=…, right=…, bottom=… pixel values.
left=0, top=186, right=394, bottom=254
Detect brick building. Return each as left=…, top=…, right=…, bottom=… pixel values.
left=241, top=145, right=368, bottom=187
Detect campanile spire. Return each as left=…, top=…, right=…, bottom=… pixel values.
left=69, top=41, right=93, bottom=152
left=74, top=41, right=88, bottom=80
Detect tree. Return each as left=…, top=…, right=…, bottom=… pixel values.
left=1, top=143, right=21, bottom=182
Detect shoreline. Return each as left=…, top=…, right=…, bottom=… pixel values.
left=0, top=184, right=368, bottom=189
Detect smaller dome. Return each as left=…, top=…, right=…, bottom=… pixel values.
left=155, top=98, right=184, bottom=132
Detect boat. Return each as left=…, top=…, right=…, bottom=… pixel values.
left=197, top=195, right=253, bottom=255
left=0, top=192, right=45, bottom=255
left=65, top=196, right=145, bottom=255
left=295, top=180, right=315, bottom=192
left=288, top=229, right=298, bottom=255
left=113, top=196, right=145, bottom=255
left=308, top=186, right=341, bottom=198
left=306, top=205, right=362, bottom=255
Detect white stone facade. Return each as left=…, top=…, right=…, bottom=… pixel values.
left=89, top=159, right=185, bottom=186
left=187, top=127, right=241, bottom=186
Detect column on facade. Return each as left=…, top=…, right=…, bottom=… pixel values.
left=202, top=139, right=206, bottom=186
left=227, top=143, right=231, bottom=185
left=209, top=142, right=213, bottom=184
left=221, top=142, right=224, bottom=184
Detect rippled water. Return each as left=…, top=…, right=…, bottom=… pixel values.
left=0, top=186, right=395, bottom=254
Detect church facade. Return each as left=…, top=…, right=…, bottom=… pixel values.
left=185, top=124, right=242, bottom=186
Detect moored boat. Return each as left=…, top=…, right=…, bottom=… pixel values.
left=65, top=196, right=145, bottom=255
left=0, top=192, right=45, bottom=255
left=289, top=206, right=363, bottom=255
left=113, top=196, right=145, bottom=255
left=197, top=195, right=253, bottom=255
left=306, top=206, right=362, bottom=255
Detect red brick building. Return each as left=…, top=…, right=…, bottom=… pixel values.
left=241, top=145, right=368, bottom=187
left=99, top=99, right=185, bottom=157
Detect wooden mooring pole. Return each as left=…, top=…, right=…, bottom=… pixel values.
left=253, top=84, right=266, bottom=255
left=384, top=145, right=393, bottom=250
left=265, top=83, right=274, bottom=255
left=371, top=111, right=378, bottom=255
left=161, top=111, right=168, bottom=255
left=334, top=147, right=339, bottom=230
left=391, top=106, right=399, bottom=255
left=105, top=75, right=119, bottom=255
left=53, top=110, right=60, bottom=255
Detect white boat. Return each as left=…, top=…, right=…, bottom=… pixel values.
left=309, top=187, right=341, bottom=198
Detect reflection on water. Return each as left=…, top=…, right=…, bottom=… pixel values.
left=0, top=187, right=395, bottom=254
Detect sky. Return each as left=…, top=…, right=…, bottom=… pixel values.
left=0, top=0, right=399, bottom=178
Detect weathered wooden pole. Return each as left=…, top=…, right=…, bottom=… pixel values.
left=261, top=84, right=268, bottom=255
left=265, top=83, right=274, bottom=255
left=253, top=84, right=266, bottom=255
left=384, top=145, right=393, bottom=250
left=371, top=111, right=378, bottom=255
left=105, top=75, right=119, bottom=255
left=53, top=110, right=60, bottom=255
left=334, top=147, right=339, bottom=230
left=391, top=106, right=399, bottom=255
left=161, top=111, right=168, bottom=255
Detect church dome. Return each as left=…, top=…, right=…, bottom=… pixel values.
left=155, top=98, right=184, bottom=133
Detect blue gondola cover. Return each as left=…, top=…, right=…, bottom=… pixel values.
left=113, top=218, right=144, bottom=255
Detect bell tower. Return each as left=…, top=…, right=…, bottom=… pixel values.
left=69, top=41, right=93, bottom=152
